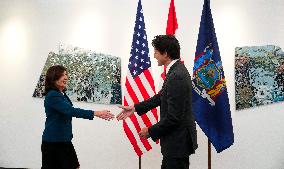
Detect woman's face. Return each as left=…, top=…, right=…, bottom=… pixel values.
left=55, top=71, right=68, bottom=91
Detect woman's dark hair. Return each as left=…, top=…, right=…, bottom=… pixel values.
left=151, top=35, right=180, bottom=60
left=44, top=65, right=67, bottom=95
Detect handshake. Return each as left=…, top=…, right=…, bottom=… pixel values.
left=94, top=105, right=135, bottom=121
left=94, top=105, right=150, bottom=139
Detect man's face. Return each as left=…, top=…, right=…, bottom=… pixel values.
left=154, top=48, right=168, bottom=66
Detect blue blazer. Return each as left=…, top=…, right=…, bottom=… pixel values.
left=42, top=89, right=94, bottom=142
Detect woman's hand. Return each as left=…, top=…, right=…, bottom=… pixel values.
left=94, top=110, right=114, bottom=121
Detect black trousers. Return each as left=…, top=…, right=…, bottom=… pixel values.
left=161, top=156, right=189, bottom=169
left=41, top=141, right=80, bottom=169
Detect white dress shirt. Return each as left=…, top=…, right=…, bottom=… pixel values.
left=166, top=59, right=179, bottom=75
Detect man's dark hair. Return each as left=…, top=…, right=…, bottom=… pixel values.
left=151, top=35, right=180, bottom=60
left=44, top=65, right=66, bottom=95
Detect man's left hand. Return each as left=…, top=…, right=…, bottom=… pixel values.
left=139, top=127, right=150, bottom=139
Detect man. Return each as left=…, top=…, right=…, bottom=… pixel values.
left=117, top=35, right=198, bottom=169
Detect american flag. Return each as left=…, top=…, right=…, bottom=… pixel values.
left=122, top=0, right=158, bottom=157
left=160, top=0, right=179, bottom=88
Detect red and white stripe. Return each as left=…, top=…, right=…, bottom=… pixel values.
left=123, top=68, right=158, bottom=156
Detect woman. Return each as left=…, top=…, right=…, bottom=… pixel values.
left=41, top=65, right=114, bottom=169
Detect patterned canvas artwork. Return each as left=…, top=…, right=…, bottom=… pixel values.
left=33, top=44, right=122, bottom=104
left=235, top=45, right=284, bottom=110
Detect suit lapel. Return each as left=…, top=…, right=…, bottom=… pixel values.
left=167, top=60, right=180, bottom=77
left=162, top=60, right=180, bottom=89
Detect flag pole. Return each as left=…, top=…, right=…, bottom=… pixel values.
left=139, top=156, right=141, bottom=169
left=208, top=139, right=211, bottom=169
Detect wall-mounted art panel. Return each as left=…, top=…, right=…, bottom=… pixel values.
left=235, top=45, right=284, bottom=110
left=33, top=44, right=122, bottom=104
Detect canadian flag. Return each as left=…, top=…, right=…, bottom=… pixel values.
left=159, top=0, right=180, bottom=89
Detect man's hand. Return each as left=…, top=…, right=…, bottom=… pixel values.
left=116, top=105, right=135, bottom=121
left=139, top=127, right=150, bottom=139
left=94, top=110, right=114, bottom=121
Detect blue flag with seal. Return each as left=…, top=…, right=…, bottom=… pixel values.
left=192, top=0, right=234, bottom=153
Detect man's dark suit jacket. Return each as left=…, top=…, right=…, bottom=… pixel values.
left=134, top=60, right=198, bottom=158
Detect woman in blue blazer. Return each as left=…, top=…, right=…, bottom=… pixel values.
left=41, top=65, right=114, bottom=169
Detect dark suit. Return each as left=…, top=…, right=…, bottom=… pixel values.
left=135, top=61, right=197, bottom=169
